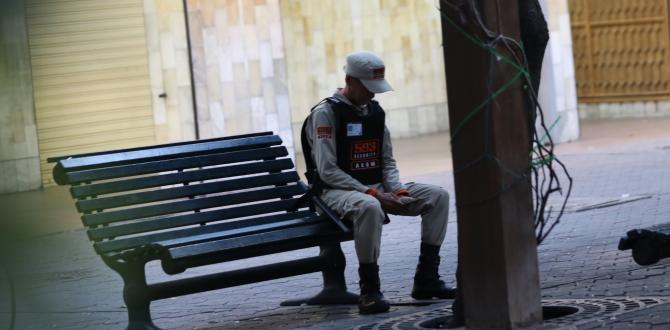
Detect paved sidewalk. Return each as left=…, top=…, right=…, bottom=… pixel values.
left=1, top=118, right=670, bottom=329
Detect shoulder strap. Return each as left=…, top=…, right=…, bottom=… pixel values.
left=309, top=97, right=338, bottom=113
left=300, top=118, right=315, bottom=180
left=300, top=97, right=338, bottom=186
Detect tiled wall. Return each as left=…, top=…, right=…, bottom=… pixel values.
left=0, top=0, right=42, bottom=193
left=579, top=101, right=670, bottom=119
left=185, top=0, right=294, bottom=155
left=279, top=0, right=449, bottom=152
left=144, top=0, right=197, bottom=144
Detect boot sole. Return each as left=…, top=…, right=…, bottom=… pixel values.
left=359, top=305, right=390, bottom=314
left=359, top=301, right=390, bottom=314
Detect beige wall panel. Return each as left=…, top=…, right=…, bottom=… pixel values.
left=27, top=28, right=146, bottom=47
left=25, top=1, right=140, bottom=15
left=31, top=48, right=149, bottom=68
left=28, top=37, right=147, bottom=57
left=34, top=87, right=152, bottom=109
left=187, top=0, right=295, bottom=156
left=26, top=17, right=144, bottom=36
left=31, top=66, right=150, bottom=87
left=38, top=109, right=153, bottom=129
left=26, top=0, right=156, bottom=186
left=31, top=58, right=149, bottom=78
left=39, top=118, right=154, bottom=141
left=26, top=6, right=143, bottom=25
left=37, top=98, right=151, bottom=119
left=32, top=77, right=149, bottom=99
left=143, top=0, right=196, bottom=144
left=280, top=0, right=449, bottom=150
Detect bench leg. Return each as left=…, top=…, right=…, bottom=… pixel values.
left=108, top=260, right=161, bottom=330
left=280, top=243, right=359, bottom=306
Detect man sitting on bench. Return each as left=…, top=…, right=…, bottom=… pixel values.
left=301, top=51, right=456, bottom=315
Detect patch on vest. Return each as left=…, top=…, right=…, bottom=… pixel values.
left=317, top=126, right=332, bottom=139
left=346, top=122, right=363, bottom=136
left=350, top=139, right=381, bottom=170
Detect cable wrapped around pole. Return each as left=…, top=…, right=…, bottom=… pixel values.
left=440, top=0, right=573, bottom=245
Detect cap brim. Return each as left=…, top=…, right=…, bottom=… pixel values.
left=360, top=78, right=393, bottom=94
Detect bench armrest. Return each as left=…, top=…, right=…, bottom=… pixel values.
left=297, top=181, right=350, bottom=233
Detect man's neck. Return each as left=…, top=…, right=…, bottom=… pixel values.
left=339, top=88, right=367, bottom=107
left=340, top=86, right=355, bottom=105
left=335, top=90, right=369, bottom=117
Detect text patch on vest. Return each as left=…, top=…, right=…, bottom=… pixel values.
left=350, top=139, right=381, bottom=171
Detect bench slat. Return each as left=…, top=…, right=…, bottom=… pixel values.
left=93, top=211, right=320, bottom=254
left=168, top=222, right=341, bottom=261
left=83, top=184, right=305, bottom=226
left=169, top=230, right=352, bottom=269
left=67, top=146, right=288, bottom=184
left=59, top=134, right=281, bottom=172
left=87, top=198, right=304, bottom=240
left=76, top=172, right=299, bottom=212
left=48, top=132, right=273, bottom=163
left=71, top=158, right=294, bottom=198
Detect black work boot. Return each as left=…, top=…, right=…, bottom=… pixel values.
left=411, top=243, right=456, bottom=299
left=358, top=263, right=390, bottom=314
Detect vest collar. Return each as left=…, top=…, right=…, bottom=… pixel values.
left=332, top=89, right=370, bottom=116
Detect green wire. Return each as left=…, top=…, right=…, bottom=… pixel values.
left=531, top=154, right=555, bottom=167
left=442, top=6, right=553, bottom=167
left=529, top=115, right=562, bottom=159
left=441, top=10, right=530, bottom=142
left=538, top=115, right=562, bottom=145
left=450, top=70, right=524, bottom=141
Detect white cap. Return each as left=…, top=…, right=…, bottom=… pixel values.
left=343, top=51, right=393, bottom=94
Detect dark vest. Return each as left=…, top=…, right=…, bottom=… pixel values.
left=301, top=97, right=385, bottom=188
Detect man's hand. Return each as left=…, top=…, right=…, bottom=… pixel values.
left=375, top=192, right=409, bottom=214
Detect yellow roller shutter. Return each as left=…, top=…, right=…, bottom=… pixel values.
left=26, top=0, right=155, bottom=186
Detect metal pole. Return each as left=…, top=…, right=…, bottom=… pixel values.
left=182, top=0, right=200, bottom=140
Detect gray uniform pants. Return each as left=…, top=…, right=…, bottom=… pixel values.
left=321, top=182, right=449, bottom=264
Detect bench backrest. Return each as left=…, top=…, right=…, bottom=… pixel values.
left=50, top=132, right=318, bottom=258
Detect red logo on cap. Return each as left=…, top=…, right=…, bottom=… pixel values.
left=372, top=67, right=385, bottom=80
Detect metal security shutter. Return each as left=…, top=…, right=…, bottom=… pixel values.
left=26, top=0, right=155, bottom=186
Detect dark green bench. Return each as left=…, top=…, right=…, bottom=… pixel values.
left=49, top=132, right=358, bottom=330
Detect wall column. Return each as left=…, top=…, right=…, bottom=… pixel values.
left=0, top=0, right=41, bottom=193
left=538, top=0, right=580, bottom=143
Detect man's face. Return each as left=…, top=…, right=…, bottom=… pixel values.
left=347, top=77, right=375, bottom=106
